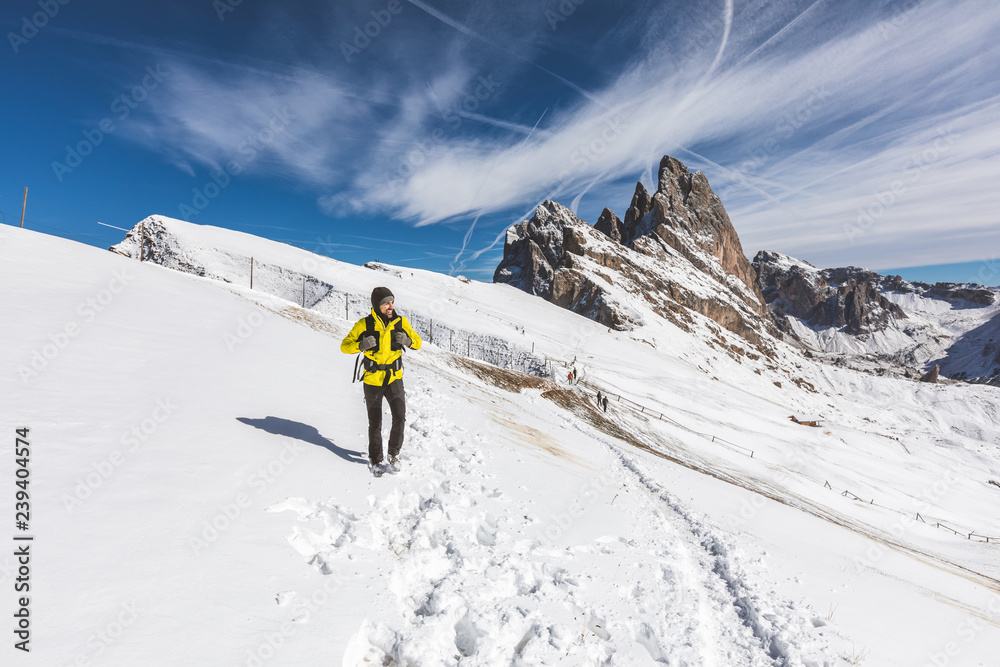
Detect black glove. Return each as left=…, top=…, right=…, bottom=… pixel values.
left=392, top=331, right=412, bottom=347
left=358, top=335, right=377, bottom=351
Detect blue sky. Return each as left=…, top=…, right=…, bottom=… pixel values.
left=2, top=0, right=998, bottom=284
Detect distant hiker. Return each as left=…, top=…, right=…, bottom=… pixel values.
left=572, top=366, right=578, bottom=382
left=596, top=390, right=603, bottom=406
left=567, top=371, right=573, bottom=383
left=602, top=396, right=608, bottom=412
left=341, top=287, right=422, bottom=473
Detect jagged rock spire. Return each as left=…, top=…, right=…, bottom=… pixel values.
left=621, top=181, right=652, bottom=245
left=594, top=208, right=622, bottom=244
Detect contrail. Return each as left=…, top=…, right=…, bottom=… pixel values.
left=700, top=0, right=734, bottom=84
left=677, top=145, right=788, bottom=210
left=405, top=0, right=606, bottom=107
left=449, top=108, right=550, bottom=272
left=97, top=222, right=131, bottom=231
left=454, top=111, right=553, bottom=138
left=734, top=0, right=828, bottom=70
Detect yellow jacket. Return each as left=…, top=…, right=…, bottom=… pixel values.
left=341, top=310, right=422, bottom=386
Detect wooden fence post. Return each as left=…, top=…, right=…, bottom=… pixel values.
left=19, top=187, right=27, bottom=228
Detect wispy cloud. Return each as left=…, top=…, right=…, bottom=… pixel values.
left=104, top=0, right=1000, bottom=271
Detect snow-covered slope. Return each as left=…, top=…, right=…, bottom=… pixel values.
left=755, top=250, right=1000, bottom=385
left=4, top=220, right=1000, bottom=665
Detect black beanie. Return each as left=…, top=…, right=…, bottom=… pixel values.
left=371, top=286, right=394, bottom=310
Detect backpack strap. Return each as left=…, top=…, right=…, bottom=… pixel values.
left=390, top=318, right=405, bottom=351
left=352, top=315, right=379, bottom=383
left=364, top=314, right=378, bottom=352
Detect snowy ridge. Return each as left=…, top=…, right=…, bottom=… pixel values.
left=112, top=215, right=549, bottom=376
left=755, top=250, right=1000, bottom=384
left=5, top=221, right=1000, bottom=665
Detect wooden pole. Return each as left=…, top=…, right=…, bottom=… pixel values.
left=19, top=187, right=27, bottom=228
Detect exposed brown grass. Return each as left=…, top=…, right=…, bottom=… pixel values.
left=447, top=355, right=550, bottom=393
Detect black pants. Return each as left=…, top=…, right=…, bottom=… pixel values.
left=363, top=379, right=405, bottom=464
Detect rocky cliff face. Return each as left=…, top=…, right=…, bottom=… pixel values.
left=494, top=155, right=777, bottom=350
left=626, top=156, right=765, bottom=310
left=752, top=250, right=1000, bottom=386
left=752, top=251, right=907, bottom=336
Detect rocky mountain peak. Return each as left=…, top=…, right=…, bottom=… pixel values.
left=494, top=155, right=778, bottom=350
left=635, top=155, right=763, bottom=307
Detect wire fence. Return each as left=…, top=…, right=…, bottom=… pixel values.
left=563, top=368, right=997, bottom=546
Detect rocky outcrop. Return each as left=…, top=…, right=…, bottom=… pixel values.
left=632, top=156, right=765, bottom=312
left=494, top=156, right=777, bottom=350
left=620, top=181, right=652, bottom=243
left=753, top=250, right=1000, bottom=386
left=594, top=208, right=622, bottom=244
left=753, top=251, right=906, bottom=335
left=926, top=283, right=995, bottom=306
left=495, top=201, right=638, bottom=329
left=492, top=201, right=571, bottom=299
left=111, top=216, right=210, bottom=277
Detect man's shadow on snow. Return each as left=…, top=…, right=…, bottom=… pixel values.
left=236, top=417, right=367, bottom=465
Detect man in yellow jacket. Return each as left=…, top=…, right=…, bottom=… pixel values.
left=341, top=286, right=422, bottom=471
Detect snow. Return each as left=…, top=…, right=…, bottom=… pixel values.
left=768, top=256, right=1000, bottom=381
left=3, top=220, right=1000, bottom=665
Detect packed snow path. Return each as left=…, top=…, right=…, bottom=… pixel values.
left=265, top=319, right=838, bottom=665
